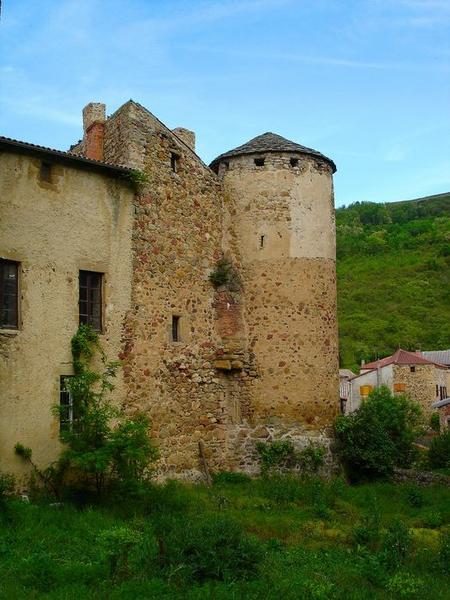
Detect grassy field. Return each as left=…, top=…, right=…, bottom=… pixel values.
left=1, top=476, right=449, bottom=599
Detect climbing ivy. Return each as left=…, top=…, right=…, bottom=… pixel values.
left=16, top=325, right=158, bottom=496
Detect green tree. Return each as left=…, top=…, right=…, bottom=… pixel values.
left=57, top=325, right=159, bottom=493
left=334, top=386, right=423, bottom=481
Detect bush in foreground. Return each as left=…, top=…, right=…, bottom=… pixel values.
left=334, top=386, right=422, bottom=481
left=157, top=515, right=262, bottom=582
left=428, top=431, right=450, bottom=470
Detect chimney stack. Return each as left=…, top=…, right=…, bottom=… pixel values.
left=172, top=127, right=196, bottom=152
left=82, top=102, right=106, bottom=161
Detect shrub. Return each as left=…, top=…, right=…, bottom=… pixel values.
left=157, top=515, right=262, bottom=582
left=439, top=533, right=450, bottom=574
left=430, top=412, right=441, bottom=432
left=256, top=440, right=325, bottom=475
left=15, top=325, right=158, bottom=497
left=97, top=526, right=145, bottom=579
left=259, top=474, right=303, bottom=504
left=405, top=485, right=424, bottom=508
left=386, top=573, right=423, bottom=598
left=60, top=326, right=159, bottom=494
left=256, top=440, right=296, bottom=474
left=334, top=386, right=422, bottom=481
left=382, top=520, right=411, bottom=570
left=352, top=493, right=381, bottom=548
left=212, top=471, right=251, bottom=485
left=0, top=472, right=15, bottom=501
left=428, top=431, right=450, bottom=469
left=421, top=510, right=443, bottom=529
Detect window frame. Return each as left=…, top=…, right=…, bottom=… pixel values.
left=0, top=259, right=19, bottom=330
left=59, top=375, right=78, bottom=434
left=79, top=270, right=104, bottom=332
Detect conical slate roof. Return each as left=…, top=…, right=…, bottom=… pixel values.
left=210, top=132, right=336, bottom=172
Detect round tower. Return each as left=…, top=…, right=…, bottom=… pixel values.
left=210, top=133, right=339, bottom=436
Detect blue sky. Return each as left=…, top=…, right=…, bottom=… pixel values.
left=1, top=0, right=449, bottom=206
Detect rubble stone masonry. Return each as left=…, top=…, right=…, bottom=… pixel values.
left=97, top=101, right=339, bottom=477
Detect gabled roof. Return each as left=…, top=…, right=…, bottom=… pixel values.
left=209, top=132, right=336, bottom=172
left=421, top=350, right=450, bottom=366
left=364, top=349, right=448, bottom=370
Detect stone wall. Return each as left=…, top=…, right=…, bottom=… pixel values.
left=63, top=101, right=340, bottom=478
left=221, top=152, right=339, bottom=438
left=393, top=364, right=444, bottom=415
left=100, top=101, right=240, bottom=477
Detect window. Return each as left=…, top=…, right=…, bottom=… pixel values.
left=171, top=315, right=180, bottom=342
left=79, top=270, right=103, bottom=331
left=170, top=152, right=180, bottom=172
left=40, top=161, right=52, bottom=183
left=436, top=384, right=439, bottom=397
left=290, top=157, right=299, bottom=167
left=260, top=235, right=265, bottom=249
left=59, top=376, right=79, bottom=433
left=254, top=157, right=265, bottom=167
left=410, top=366, right=416, bottom=373
left=0, top=259, right=19, bottom=329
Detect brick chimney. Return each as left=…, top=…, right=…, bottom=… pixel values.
left=82, top=102, right=106, bottom=161
left=172, top=127, right=196, bottom=152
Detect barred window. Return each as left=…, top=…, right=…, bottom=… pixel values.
left=79, top=270, right=103, bottom=332
left=59, top=376, right=79, bottom=433
left=0, top=259, right=19, bottom=329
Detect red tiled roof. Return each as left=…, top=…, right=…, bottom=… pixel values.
left=364, top=349, right=447, bottom=370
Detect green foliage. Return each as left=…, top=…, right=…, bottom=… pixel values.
left=405, top=485, right=424, bottom=508
left=14, top=442, right=32, bottom=461
left=209, top=258, right=234, bottom=288
left=212, top=471, right=252, bottom=485
left=14, top=443, right=64, bottom=497
left=439, top=533, right=450, bottom=574
left=386, top=572, right=424, bottom=598
left=57, top=325, right=158, bottom=494
left=430, top=412, right=441, bottom=432
left=122, top=169, right=150, bottom=192
left=334, top=386, right=423, bottom=481
left=0, top=472, right=15, bottom=503
left=97, top=526, right=145, bottom=579
left=421, top=510, right=443, bottom=529
left=1, top=478, right=450, bottom=598
left=382, top=520, right=411, bottom=570
left=428, top=431, right=450, bottom=469
left=352, top=495, right=381, bottom=548
left=337, top=193, right=450, bottom=370
left=256, top=440, right=325, bottom=475
left=158, top=515, right=262, bottom=582
left=256, top=440, right=296, bottom=473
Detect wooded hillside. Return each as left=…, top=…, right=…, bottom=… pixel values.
left=337, top=193, right=450, bottom=371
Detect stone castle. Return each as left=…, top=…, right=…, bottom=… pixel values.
left=0, top=100, right=338, bottom=481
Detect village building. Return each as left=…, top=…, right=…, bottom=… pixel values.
left=431, top=398, right=450, bottom=431
left=339, top=368, right=355, bottom=414
left=0, top=100, right=339, bottom=482
left=345, top=349, right=449, bottom=415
